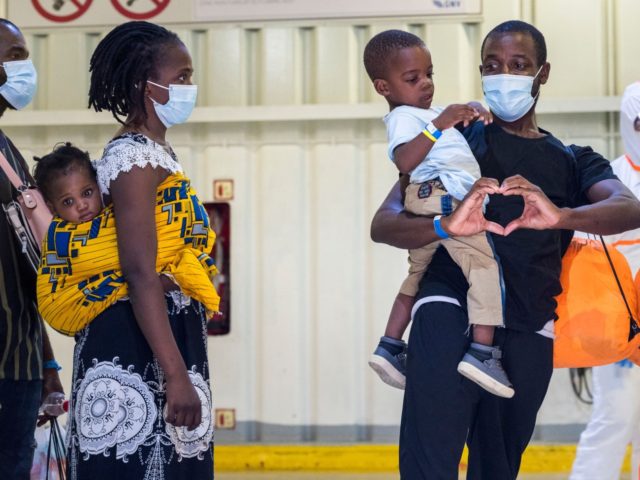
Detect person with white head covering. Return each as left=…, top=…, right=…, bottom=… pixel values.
left=570, top=81, right=640, bottom=480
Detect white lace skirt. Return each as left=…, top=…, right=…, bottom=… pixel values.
left=66, top=295, right=214, bottom=480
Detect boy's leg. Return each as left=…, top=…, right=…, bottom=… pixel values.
left=443, top=234, right=513, bottom=398
left=445, top=233, right=503, bottom=328
left=369, top=290, right=417, bottom=389
left=466, top=328, right=553, bottom=480
left=400, top=300, right=478, bottom=479
left=384, top=293, right=414, bottom=339
left=372, top=181, right=446, bottom=390
left=472, top=325, right=494, bottom=345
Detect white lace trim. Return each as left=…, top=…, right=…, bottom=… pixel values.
left=94, top=135, right=183, bottom=196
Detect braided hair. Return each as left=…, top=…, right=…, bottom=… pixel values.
left=88, top=21, right=181, bottom=125
left=33, top=142, right=95, bottom=202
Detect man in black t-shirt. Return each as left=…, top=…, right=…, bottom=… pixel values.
left=0, top=19, right=63, bottom=479
left=371, top=21, right=640, bottom=479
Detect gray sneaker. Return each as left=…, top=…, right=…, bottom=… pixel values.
left=457, top=344, right=515, bottom=398
left=368, top=337, right=407, bottom=389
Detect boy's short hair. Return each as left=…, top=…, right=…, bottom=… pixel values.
left=33, top=142, right=96, bottom=202
left=363, top=29, right=426, bottom=81
left=481, top=20, right=547, bottom=68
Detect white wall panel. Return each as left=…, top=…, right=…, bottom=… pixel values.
left=315, top=27, right=352, bottom=103
left=426, top=23, right=478, bottom=103
left=615, top=0, right=640, bottom=92
left=3, top=0, right=639, bottom=444
left=260, top=29, right=298, bottom=105
left=535, top=0, right=609, bottom=97
left=205, top=29, right=245, bottom=106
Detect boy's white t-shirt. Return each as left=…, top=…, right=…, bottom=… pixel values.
left=383, top=105, right=480, bottom=201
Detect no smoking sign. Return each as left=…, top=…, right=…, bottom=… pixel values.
left=30, top=0, right=171, bottom=23
left=31, top=0, right=92, bottom=23
left=111, top=0, right=171, bottom=20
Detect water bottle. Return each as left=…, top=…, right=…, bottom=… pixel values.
left=40, top=392, right=68, bottom=417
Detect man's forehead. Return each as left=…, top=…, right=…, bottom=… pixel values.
left=482, top=32, right=536, bottom=59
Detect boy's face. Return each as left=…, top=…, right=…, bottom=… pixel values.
left=46, top=167, right=102, bottom=224
left=374, top=46, right=434, bottom=110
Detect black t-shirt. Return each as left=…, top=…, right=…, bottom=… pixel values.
left=417, top=122, right=617, bottom=332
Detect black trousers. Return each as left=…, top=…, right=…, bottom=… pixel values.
left=399, top=301, right=553, bottom=480
left=0, top=379, right=42, bottom=480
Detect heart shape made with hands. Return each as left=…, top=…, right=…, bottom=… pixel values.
left=448, top=176, right=561, bottom=237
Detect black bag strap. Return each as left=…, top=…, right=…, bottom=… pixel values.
left=599, top=235, right=640, bottom=340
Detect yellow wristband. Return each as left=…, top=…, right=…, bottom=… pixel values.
left=422, top=129, right=437, bottom=143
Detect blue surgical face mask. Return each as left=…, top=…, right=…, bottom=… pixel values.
left=147, top=80, right=198, bottom=128
left=482, top=66, right=543, bottom=122
left=0, top=59, right=37, bottom=110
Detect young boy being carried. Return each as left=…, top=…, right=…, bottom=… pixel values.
left=364, top=30, right=512, bottom=398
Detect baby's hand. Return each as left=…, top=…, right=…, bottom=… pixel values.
left=432, top=104, right=479, bottom=131
left=467, top=101, right=493, bottom=125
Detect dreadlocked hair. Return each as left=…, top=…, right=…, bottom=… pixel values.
left=88, top=21, right=181, bottom=125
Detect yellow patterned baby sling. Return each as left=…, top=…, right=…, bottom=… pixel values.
left=37, top=172, right=220, bottom=336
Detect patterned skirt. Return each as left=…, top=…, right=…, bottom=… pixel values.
left=66, top=295, right=214, bottom=480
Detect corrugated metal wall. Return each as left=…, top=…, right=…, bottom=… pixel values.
left=4, top=0, right=639, bottom=443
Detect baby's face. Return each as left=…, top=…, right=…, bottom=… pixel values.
left=383, top=46, right=434, bottom=110
left=47, top=167, right=101, bottom=224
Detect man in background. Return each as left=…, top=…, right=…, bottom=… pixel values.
left=0, top=18, right=63, bottom=479
left=569, top=82, right=640, bottom=480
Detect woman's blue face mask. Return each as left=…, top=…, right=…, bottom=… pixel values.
left=147, top=80, right=198, bottom=128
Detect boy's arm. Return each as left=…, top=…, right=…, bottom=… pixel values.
left=393, top=104, right=480, bottom=174
left=466, top=101, right=493, bottom=124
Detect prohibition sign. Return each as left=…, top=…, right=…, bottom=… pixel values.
left=111, top=0, right=171, bottom=20
left=32, top=0, right=93, bottom=23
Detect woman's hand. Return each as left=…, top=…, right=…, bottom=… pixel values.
left=165, top=372, right=202, bottom=431
left=499, top=175, right=563, bottom=235
left=440, top=178, right=504, bottom=237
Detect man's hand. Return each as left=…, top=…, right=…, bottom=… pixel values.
left=432, top=104, right=480, bottom=131
left=440, top=178, right=505, bottom=237
left=37, top=367, right=65, bottom=426
left=499, top=175, right=564, bottom=235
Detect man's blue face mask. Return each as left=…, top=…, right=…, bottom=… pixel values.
left=0, top=59, right=37, bottom=110
left=481, top=66, right=543, bottom=123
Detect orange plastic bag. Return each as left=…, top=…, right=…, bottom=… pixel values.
left=554, top=237, right=640, bottom=368
left=630, top=271, right=640, bottom=366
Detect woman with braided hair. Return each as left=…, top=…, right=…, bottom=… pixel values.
left=63, top=21, right=215, bottom=479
